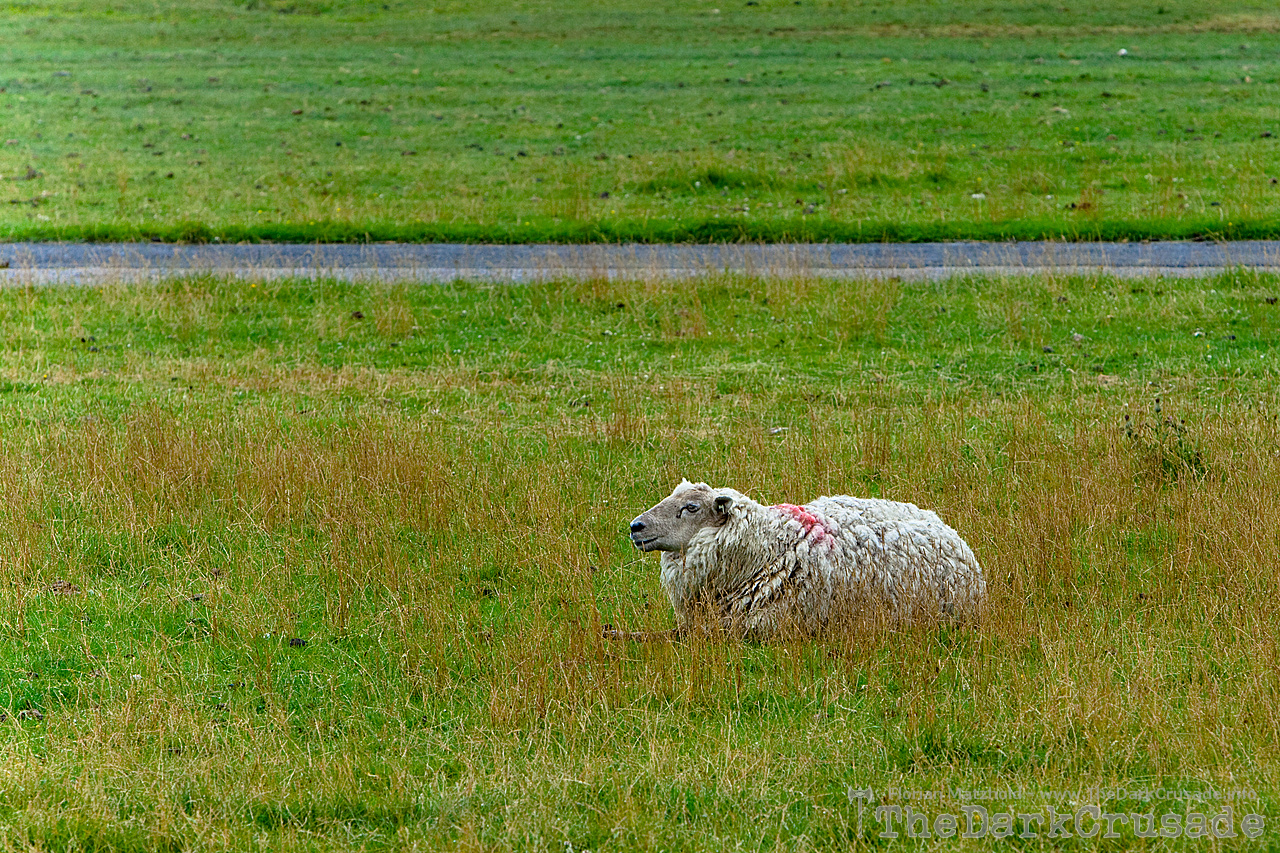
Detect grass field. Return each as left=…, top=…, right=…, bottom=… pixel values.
left=3, top=0, right=1280, bottom=243
left=0, top=269, right=1276, bottom=849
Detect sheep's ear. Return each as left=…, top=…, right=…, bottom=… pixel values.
left=713, top=494, right=735, bottom=516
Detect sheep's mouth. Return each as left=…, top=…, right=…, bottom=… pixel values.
left=631, top=535, right=659, bottom=551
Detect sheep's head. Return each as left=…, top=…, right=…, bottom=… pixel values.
left=628, top=480, right=736, bottom=552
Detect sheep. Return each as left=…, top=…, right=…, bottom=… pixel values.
left=613, top=480, right=986, bottom=640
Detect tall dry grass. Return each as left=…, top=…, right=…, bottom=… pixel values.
left=0, top=273, right=1275, bottom=849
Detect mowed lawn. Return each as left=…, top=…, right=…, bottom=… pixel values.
left=2, top=0, right=1280, bottom=242
left=0, top=270, right=1276, bottom=849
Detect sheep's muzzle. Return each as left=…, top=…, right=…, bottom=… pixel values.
left=629, top=518, right=660, bottom=551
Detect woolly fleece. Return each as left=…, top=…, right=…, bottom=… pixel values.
left=637, top=481, right=986, bottom=639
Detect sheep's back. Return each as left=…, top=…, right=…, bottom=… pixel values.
left=804, top=496, right=985, bottom=623
left=809, top=495, right=943, bottom=527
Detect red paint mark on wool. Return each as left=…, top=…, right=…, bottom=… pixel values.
left=774, top=503, right=817, bottom=528
left=773, top=503, right=835, bottom=544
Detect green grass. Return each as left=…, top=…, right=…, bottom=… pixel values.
left=0, top=270, right=1277, bottom=849
left=3, top=0, right=1280, bottom=242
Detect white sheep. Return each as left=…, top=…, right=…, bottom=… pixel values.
left=615, top=480, right=986, bottom=640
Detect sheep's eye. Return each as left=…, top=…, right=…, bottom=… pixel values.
left=679, top=503, right=700, bottom=517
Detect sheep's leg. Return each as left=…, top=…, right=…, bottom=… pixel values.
left=602, top=626, right=681, bottom=642
left=604, top=620, right=769, bottom=642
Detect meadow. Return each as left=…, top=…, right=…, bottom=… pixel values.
left=0, top=269, right=1276, bottom=849
left=2, top=0, right=1280, bottom=242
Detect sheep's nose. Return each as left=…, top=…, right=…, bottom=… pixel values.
left=629, top=519, right=646, bottom=534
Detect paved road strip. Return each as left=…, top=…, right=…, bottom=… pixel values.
left=2, top=241, right=1279, bottom=284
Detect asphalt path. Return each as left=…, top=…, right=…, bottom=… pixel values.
left=3, top=241, right=1280, bottom=284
